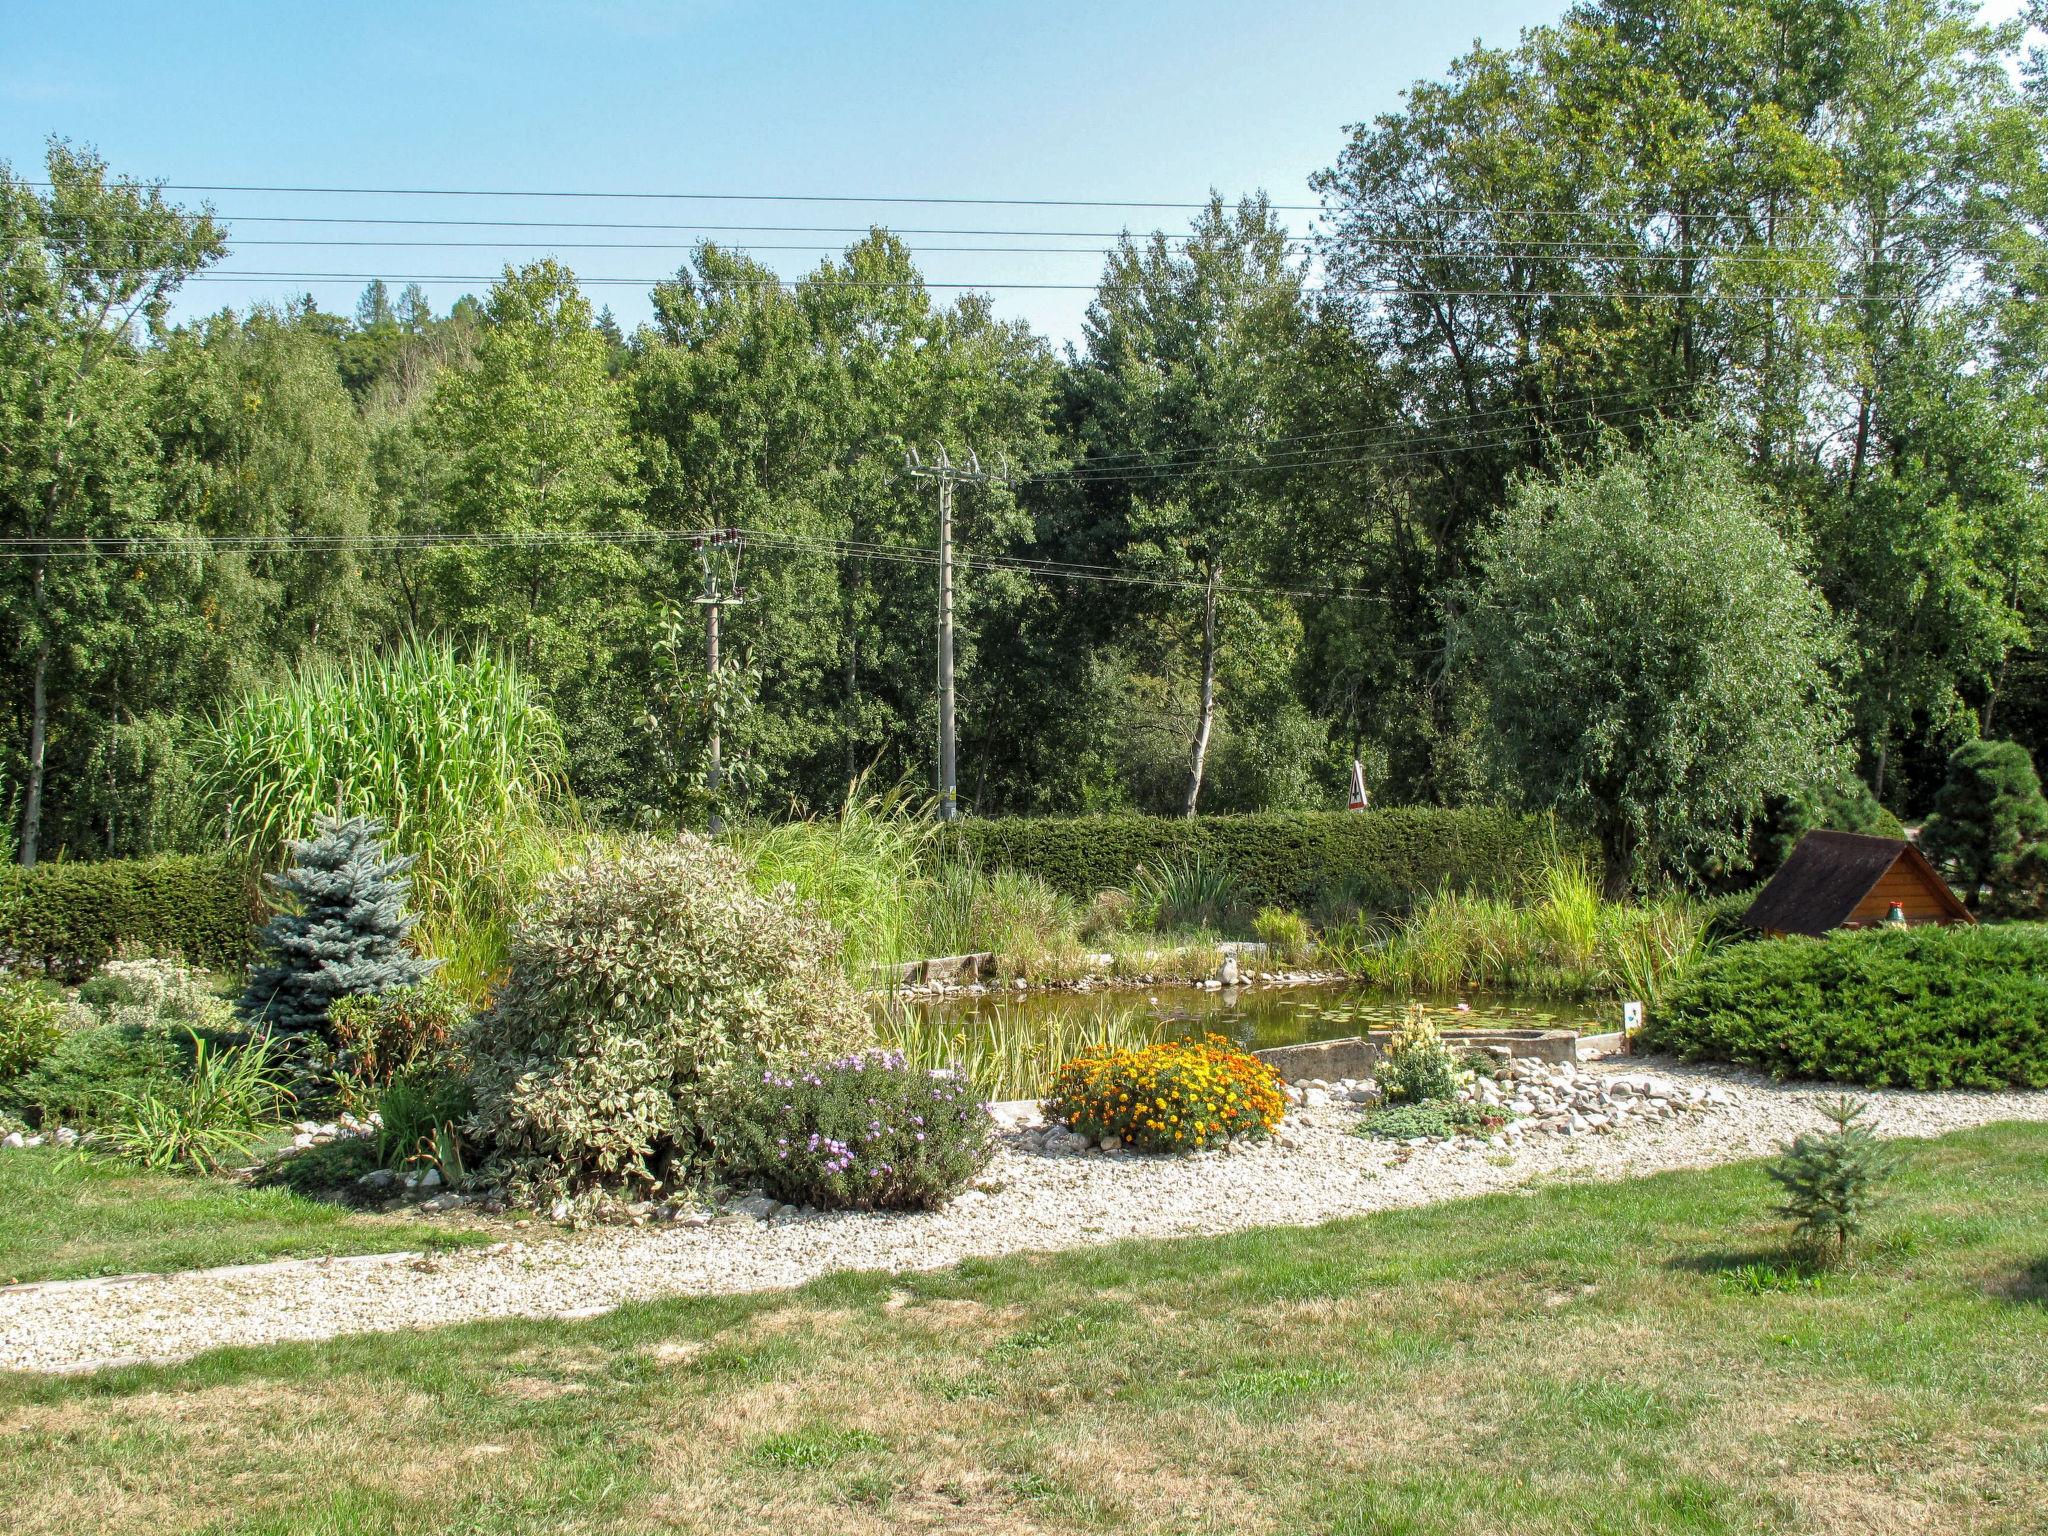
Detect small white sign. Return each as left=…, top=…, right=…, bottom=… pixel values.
left=1621, top=1000, right=1645, bottom=1032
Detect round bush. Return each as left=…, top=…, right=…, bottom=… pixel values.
left=715, top=1049, right=990, bottom=1210
left=329, top=982, right=468, bottom=1090
left=1644, top=925, right=2048, bottom=1089
left=1045, top=1033, right=1284, bottom=1153
left=0, top=980, right=74, bottom=1083
left=464, top=834, right=868, bottom=1208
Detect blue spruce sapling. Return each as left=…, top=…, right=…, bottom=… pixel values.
left=237, top=813, right=435, bottom=1036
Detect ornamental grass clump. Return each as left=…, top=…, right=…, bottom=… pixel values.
left=714, top=1049, right=990, bottom=1211
left=1044, top=1033, right=1284, bottom=1153
left=464, top=834, right=868, bottom=1212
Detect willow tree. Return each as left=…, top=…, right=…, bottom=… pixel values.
left=1455, top=425, right=1846, bottom=893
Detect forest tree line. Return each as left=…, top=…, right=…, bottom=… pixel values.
left=5, top=0, right=2048, bottom=882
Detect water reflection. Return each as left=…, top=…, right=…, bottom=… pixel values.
left=884, top=980, right=1614, bottom=1052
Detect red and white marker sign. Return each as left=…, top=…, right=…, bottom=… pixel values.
left=1348, top=759, right=1368, bottom=812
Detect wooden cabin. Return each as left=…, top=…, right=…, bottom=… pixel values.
left=1744, top=830, right=1972, bottom=938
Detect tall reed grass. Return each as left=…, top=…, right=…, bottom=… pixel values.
left=1323, top=857, right=1711, bottom=1004
left=195, top=639, right=572, bottom=1001
left=879, top=1002, right=1157, bottom=1101
left=729, top=782, right=940, bottom=979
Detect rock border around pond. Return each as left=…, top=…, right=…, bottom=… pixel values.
left=7, top=1061, right=2046, bottom=1375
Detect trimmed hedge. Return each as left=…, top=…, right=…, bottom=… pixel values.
left=947, top=808, right=1572, bottom=911
left=0, top=854, right=255, bottom=980
left=1644, top=924, right=2048, bottom=1090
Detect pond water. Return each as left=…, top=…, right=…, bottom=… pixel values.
left=886, top=979, right=1618, bottom=1052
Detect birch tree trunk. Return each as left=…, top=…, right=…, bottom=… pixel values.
left=1183, top=559, right=1221, bottom=819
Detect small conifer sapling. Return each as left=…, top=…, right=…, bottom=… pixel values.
left=237, top=813, right=435, bottom=1037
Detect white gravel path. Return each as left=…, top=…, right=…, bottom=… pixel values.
left=5, top=1057, right=2045, bottom=1375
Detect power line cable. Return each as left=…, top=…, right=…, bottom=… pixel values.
left=24, top=179, right=1323, bottom=212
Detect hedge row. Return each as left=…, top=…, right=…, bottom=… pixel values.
left=1644, top=924, right=2048, bottom=1090
left=946, top=807, right=1576, bottom=910
left=0, top=854, right=255, bottom=981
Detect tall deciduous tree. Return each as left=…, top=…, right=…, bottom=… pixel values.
left=1454, top=425, right=1847, bottom=892
left=0, top=142, right=224, bottom=864
left=1071, top=196, right=1304, bottom=816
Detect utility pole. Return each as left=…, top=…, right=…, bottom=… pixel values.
left=692, top=529, right=745, bottom=834
left=905, top=446, right=1007, bottom=821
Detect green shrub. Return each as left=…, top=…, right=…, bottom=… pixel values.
left=98, top=1031, right=292, bottom=1173
left=1645, top=925, right=2048, bottom=1089
left=712, top=1049, right=991, bottom=1211
left=947, top=808, right=1575, bottom=913
left=1376, top=1006, right=1464, bottom=1104
left=1251, top=906, right=1312, bottom=965
left=0, top=854, right=253, bottom=981
left=376, top=1065, right=475, bottom=1174
left=464, top=834, right=869, bottom=1211
left=79, top=953, right=235, bottom=1034
left=0, top=1021, right=185, bottom=1128
left=1355, top=1100, right=1497, bottom=1140
left=0, top=980, right=76, bottom=1082
left=329, top=982, right=468, bottom=1091
left=1766, top=1097, right=1895, bottom=1263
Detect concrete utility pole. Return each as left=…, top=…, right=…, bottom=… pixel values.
left=905, top=447, right=1007, bottom=821
left=693, top=529, right=745, bottom=834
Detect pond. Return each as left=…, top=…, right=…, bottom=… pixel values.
left=884, top=979, right=1618, bottom=1053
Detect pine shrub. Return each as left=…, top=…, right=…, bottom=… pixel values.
left=1921, top=739, right=2048, bottom=913
left=238, top=814, right=436, bottom=1037
left=1645, top=925, right=2048, bottom=1089
left=1766, top=1097, right=1895, bottom=1263
left=713, top=1049, right=991, bottom=1210
left=464, top=834, right=868, bottom=1209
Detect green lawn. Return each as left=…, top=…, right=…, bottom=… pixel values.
left=0, top=1148, right=489, bottom=1286
left=3, top=1125, right=2045, bottom=1534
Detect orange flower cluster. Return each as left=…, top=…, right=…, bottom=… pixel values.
left=1044, top=1033, right=1285, bottom=1154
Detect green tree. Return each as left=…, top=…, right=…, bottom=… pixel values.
left=0, top=143, right=225, bottom=864
left=409, top=260, right=646, bottom=812
left=1070, top=195, right=1306, bottom=815
left=1454, top=425, right=1846, bottom=892
left=1920, top=737, right=2048, bottom=909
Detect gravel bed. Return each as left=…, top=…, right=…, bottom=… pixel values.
left=4, top=1058, right=2045, bottom=1375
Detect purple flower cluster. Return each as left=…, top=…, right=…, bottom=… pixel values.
left=733, top=1049, right=992, bottom=1211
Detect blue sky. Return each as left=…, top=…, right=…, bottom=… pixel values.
left=2, top=0, right=1562, bottom=346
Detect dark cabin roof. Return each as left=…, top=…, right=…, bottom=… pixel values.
left=1743, top=830, right=1971, bottom=936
